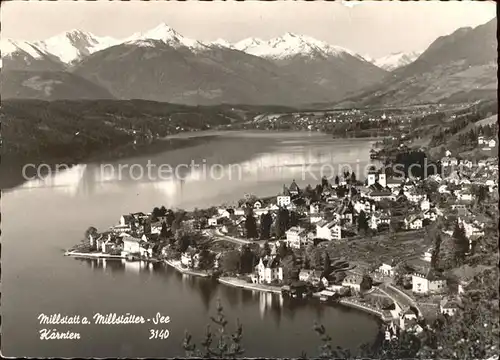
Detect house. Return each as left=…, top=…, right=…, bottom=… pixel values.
left=354, top=199, right=375, bottom=214
left=403, top=191, right=425, bottom=204
left=420, top=199, right=430, bottom=211
left=459, top=218, right=485, bottom=240
left=122, top=235, right=142, bottom=254
left=399, top=307, right=419, bottom=331
left=370, top=211, right=391, bottom=230
left=309, top=202, right=320, bottom=214
left=478, top=136, right=486, bottom=145
left=342, top=274, right=363, bottom=292
left=255, top=257, right=283, bottom=284
left=95, top=233, right=114, bottom=253
left=139, top=242, right=154, bottom=258
left=440, top=297, right=460, bottom=316
left=316, top=220, right=342, bottom=241
left=456, top=190, right=473, bottom=202
left=208, top=216, right=219, bottom=227
left=367, top=189, right=393, bottom=201
left=277, top=195, right=291, bottom=208
left=411, top=269, right=447, bottom=295
left=217, top=208, right=234, bottom=218
left=367, top=172, right=387, bottom=187
left=404, top=214, right=423, bottom=230
left=309, top=213, right=323, bottom=224
left=181, top=248, right=200, bottom=269
left=441, top=156, right=458, bottom=167
left=487, top=139, right=496, bottom=148
left=386, top=177, right=404, bottom=189
left=289, top=180, right=301, bottom=196
left=298, top=269, right=324, bottom=286
left=299, top=269, right=315, bottom=282
left=253, top=200, right=263, bottom=209
left=378, top=262, right=396, bottom=277
left=285, top=226, right=308, bottom=248
left=119, top=214, right=134, bottom=227
left=423, top=208, right=439, bottom=222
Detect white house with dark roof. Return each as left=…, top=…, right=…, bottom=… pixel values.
left=285, top=226, right=308, bottom=248
left=370, top=211, right=391, bottom=230
left=404, top=214, right=423, bottom=230
left=122, top=235, right=142, bottom=254
left=342, top=273, right=363, bottom=292
left=255, top=256, right=283, bottom=284
left=411, top=268, right=447, bottom=295
left=316, top=220, right=342, bottom=241
left=440, top=297, right=461, bottom=316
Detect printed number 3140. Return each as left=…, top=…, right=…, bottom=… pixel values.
left=149, top=329, right=170, bottom=339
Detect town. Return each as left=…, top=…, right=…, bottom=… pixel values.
left=67, top=140, right=499, bottom=342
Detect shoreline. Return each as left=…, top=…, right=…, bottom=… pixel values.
left=164, top=259, right=212, bottom=278
left=218, top=276, right=282, bottom=294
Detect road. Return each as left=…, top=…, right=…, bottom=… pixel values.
left=207, top=229, right=253, bottom=245
left=379, top=282, right=423, bottom=318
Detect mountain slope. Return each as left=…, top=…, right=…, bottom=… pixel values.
left=1, top=39, right=66, bottom=71
left=1, top=70, right=115, bottom=100
left=330, top=18, right=497, bottom=108
left=33, top=29, right=120, bottom=64
left=233, top=32, right=388, bottom=100
left=72, top=38, right=334, bottom=106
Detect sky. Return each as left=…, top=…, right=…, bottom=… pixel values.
left=1, top=0, right=496, bottom=58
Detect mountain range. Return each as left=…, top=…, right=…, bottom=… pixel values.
left=1, top=18, right=496, bottom=106
left=329, top=18, right=497, bottom=108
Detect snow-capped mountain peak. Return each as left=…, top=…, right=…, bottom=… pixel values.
left=1, top=39, right=46, bottom=59
left=210, top=38, right=234, bottom=49
left=234, top=37, right=266, bottom=52
left=372, top=51, right=423, bottom=71
left=30, top=29, right=121, bottom=64
left=235, top=33, right=357, bottom=60
left=126, top=22, right=207, bottom=50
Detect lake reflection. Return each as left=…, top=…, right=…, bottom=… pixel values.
left=2, top=131, right=380, bottom=358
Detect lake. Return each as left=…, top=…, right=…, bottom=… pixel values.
left=2, top=131, right=380, bottom=357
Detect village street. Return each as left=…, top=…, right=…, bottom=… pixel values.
left=379, top=282, right=423, bottom=317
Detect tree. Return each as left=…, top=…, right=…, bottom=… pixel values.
left=334, top=175, right=340, bottom=186
left=261, top=241, right=271, bottom=258
left=143, top=218, right=152, bottom=235
left=159, top=205, right=167, bottom=216
left=84, top=226, right=98, bottom=240
left=357, top=210, right=369, bottom=234
left=244, top=214, right=258, bottom=239
left=259, top=213, right=272, bottom=240
left=183, top=300, right=244, bottom=358
left=350, top=172, right=356, bottom=184
left=239, top=246, right=257, bottom=274
left=309, top=247, right=323, bottom=270
left=277, top=241, right=290, bottom=259
left=452, top=222, right=468, bottom=263
left=274, top=208, right=289, bottom=239
left=360, top=275, right=373, bottom=292
left=198, top=249, right=215, bottom=271
left=281, top=254, right=297, bottom=282
left=321, top=176, right=329, bottom=188
left=289, top=211, right=299, bottom=227
left=160, top=222, right=169, bottom=239
left=322, top=253, right=332, bottom=278
left=475, top=185, right=489, bottom=205
left=220, top=251, right=240, bottom=274
left=166, top=209, right=175, bottom=227
left=152, top=207, right=161, bottom=221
